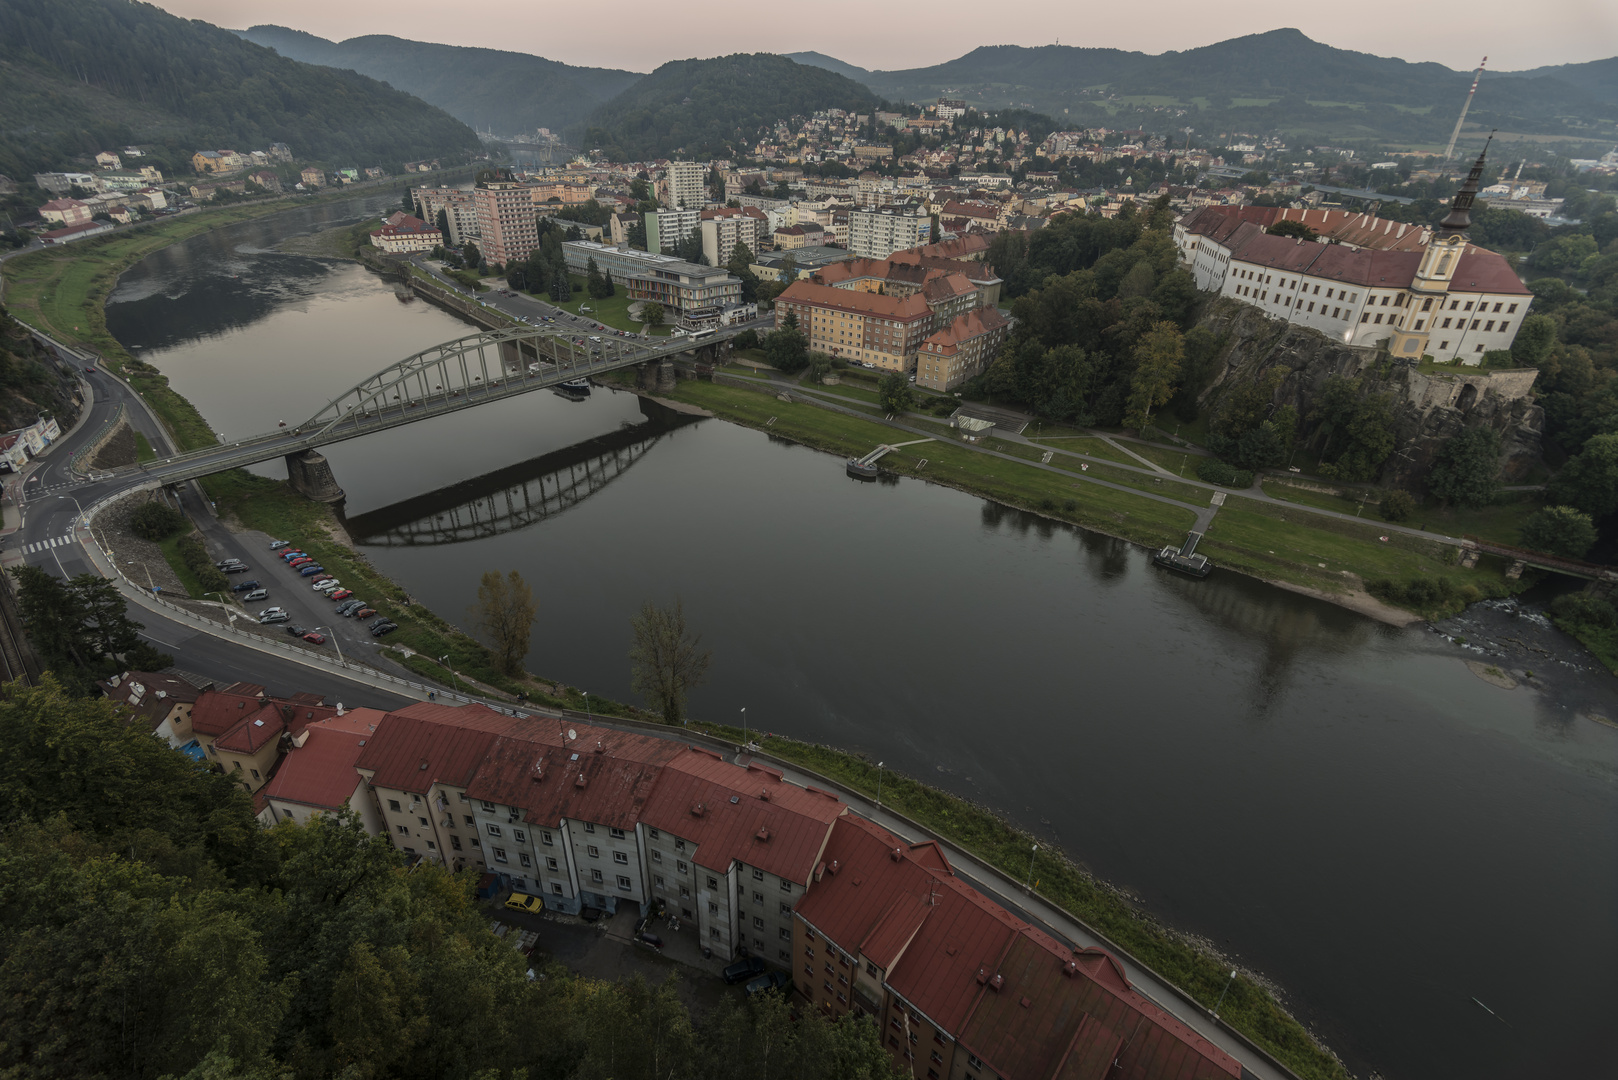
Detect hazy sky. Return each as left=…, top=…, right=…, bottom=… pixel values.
left=160, top=1, right=1615, bottom=74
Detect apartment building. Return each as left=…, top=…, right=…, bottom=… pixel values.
left=665, top=160, right=707, bottom=211
left=259, top=708, right=389, bottom=830
left=774, top=280, right=936, bottom=373
left=850, top=203, right=932, bottom=258
left=917, top=307, right=1011, bottom=392
left=414, top=185, right=478, bottom=244
left=794, top=815, right=1243, bottom=1080
left=645, top=208, right=701, bottom=253
left=699, top=205, right=768, bottom=265
left=473, top=180, right=541, bottom=264
left=561, top=241, right=743, bottom=314
left=369, top=212, right=441, bottom=254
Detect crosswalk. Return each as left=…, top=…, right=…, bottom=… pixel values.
left=23, top=535, right=75, bottom=555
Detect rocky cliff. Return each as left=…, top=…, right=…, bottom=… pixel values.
left=0, top=307, right=82, bottom=438
left=1194, top=299, right=1543, bottom=488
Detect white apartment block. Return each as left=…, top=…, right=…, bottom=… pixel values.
left=849, top=204, right=931, bottom=259
left=665, top=161, right=707, bottom=211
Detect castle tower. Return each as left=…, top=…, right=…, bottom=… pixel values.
left=1388, top=135, right=1491, bottom=360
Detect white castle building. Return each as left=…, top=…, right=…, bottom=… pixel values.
left=1175, top=144, right=1529, bottom=365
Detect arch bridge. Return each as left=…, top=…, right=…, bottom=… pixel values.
left=107, top=322, right=742, bottom=492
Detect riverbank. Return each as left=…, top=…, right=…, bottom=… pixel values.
left=631, top=371, right=1523, bottom=627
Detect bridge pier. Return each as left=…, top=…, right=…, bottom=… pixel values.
left=285, top=449, right=345, bottom=503
left=638, top=359, right=677, bottom=393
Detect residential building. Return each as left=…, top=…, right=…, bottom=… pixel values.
left=851, top=145, right=894, bottom=164
left=39, top=199, right=91, bottom=227
left=773, top=280, right=936, bottom=372
left=665, top=161, right=707, bottom=211
left=528, top=179, right=596, bottom=207
left=192, top=150, right=243, bottom=174
left=369, top=212, right=442, bottom=254
left=300, top=166, right=324, bottom=187
left=247, top=170, right=282, bottom=193
left=645, top=208, right=700, bottom=254
left=260, top=708, right=390, bottom=830
left=39, top=221, right=113, bottom=245
left=99, top=670, right=210, bottom=748
left=94, top=151, right=122, bottom=169
left=473, top=180, right=541, bottom=264
left=751, top=246, right=854, bottom=282
left=850, top=204, right=931, bottom=259
left=610, top=212, right=638, bottom=246
left=917, top=307, right=1011, bottom=391
left=773, top=223, right=824, bottom=250
left=793, top=815, right=1243, bottom=1080
left=32, top=172, right=96, bottom=195
left=415, top=186, right=477, bottom=245
left=699, top=205, right=768, bottom=265
left=562, top=241, right=743, bottom=314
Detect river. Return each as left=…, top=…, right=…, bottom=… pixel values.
left=104, top=194, right=1618, bottom=1080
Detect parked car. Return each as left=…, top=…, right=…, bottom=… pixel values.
left=215, top=559, right=244, bottom=570
left=505, top=893, right=544, bottom=915
left=243, top=589, right=269, bottom=602
left=258, top=607, right=286, bottom=618
left=633, top=932, right=664, bottom=951
left=298, top=566, right=326, bottom=577
left=336, top=600, right=365, bottom=616
left=302, top=632, right=326, bottom=645
left=258, top=611, right=289, bottom=624
left=229, top=579, right=260, bottom=592
left=329, top=589, right=353, bottom=601
left=284, top=625, right=307, bottom=637
left=370, top=622, right=398, bottom=637
left=354, top=608, right=377, bottom=620
left=310, top=576, right=336, bottom=588
left=723, top=956, right=766, bottom=985
left=281, top=550, right=306, bottom=560
left=268, top=540, right=290, bottom=550
left=223, top=563, right=252, bottom=574
left=744, top=970, right=791, bottom=997
left=579, top=906, right=602, bottom=923
left=288, top=558, right=313, bottom=569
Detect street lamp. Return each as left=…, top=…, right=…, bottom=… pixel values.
left=1212, top=969, right=1238, bottom=1021
left=1025, top=844, right=1038, bottom=893
left=55, top=493, right=86, bottom=527
left=312, top=626, right=343, bottom=664
left=740, top=707, right=747, bottom=750
left=205, top=593, right=238, bottom=632
left=875, top=762, right=885, bottom=809
left=438, top=654, right=463, bottom=695
left=126, top=558, right=155, bottom=592
left=583, top=691, right=592, bottom=721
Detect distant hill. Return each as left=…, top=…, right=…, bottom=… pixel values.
left=1499, top=56, right=1618, bottom=107
left=785, top=52, right=874, bottom=84
left=581, top=53, right=878, bottom=159
left=239, top=26, right=641, bottom=136
left=0, top=0, right=480, bottom=181
left=855, top=30, right=1614, bottom=145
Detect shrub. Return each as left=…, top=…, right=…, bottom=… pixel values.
left=1549, top=593, right=1617, bottom=630
left=731, top=329, right=758, bottom=350
left=129, top=501, right=186, bottom=541
left=1380, top=489, right=1417, bottom=522
left=175, top=533, right=230, bottom=596
left=1195, top=459, right=1253, bottom=488
left=1519, top=505, right=1598, bottom=559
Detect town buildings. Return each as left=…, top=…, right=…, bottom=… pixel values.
left=850, top=203, right=932, bottom=259
left=415, top=185, right=478, bottom=245
left=916, top=307, right=1011, bottom=392
left=473, top=180, right=541, bottom=264
left=38, top=199, right=91, bottom=227
left=699, top=205, right=768, bottom=266
left=561, top=241, right=744, bottom=314
left=369, top=212, right=442, bottom=254
left=645, top=208, right=700, bottom=254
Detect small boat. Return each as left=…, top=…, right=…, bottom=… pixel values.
left=552, top=378, right=591, bottom=401
left=846, top=457, right=878, bottom=480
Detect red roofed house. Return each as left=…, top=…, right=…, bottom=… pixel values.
left=98, top=670, right=210, bottom=747
left=212, top=697, right=340, bottom=793
left=370, top=211, right=441, bottom=254
left=917, top=307, right=1010, bottom=392
left=39, top=198, right=91, bottom=227
left=794, top=815, right=1244, bottom=1080
left=260, top=708, right=389, bottom=830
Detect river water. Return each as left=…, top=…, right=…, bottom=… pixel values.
left=104, top=194, right=1618, bottom=1080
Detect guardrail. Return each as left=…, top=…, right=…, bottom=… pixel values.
left=69, top=402, right=125, bottom=476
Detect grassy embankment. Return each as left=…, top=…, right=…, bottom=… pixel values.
left=655, top=373, right=1524, bottom=609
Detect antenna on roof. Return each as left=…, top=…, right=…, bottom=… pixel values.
left=1443, top=57, right=1488, bottom=161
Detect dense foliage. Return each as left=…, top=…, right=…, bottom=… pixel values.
left=0, top=0, right=481, bottom=179
left=8, top=567, right=170, bottom=691
left=240, top=26, right=639, bottom=136
left=0, top=680, right=901, bottom=1080
left=582, top=54, right=877, bottom=160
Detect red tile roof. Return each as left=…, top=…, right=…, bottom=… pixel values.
left=98, top=670, right=206, bottom=732
left=1227, top=232, right=1529, bottom=295
left=465, top=724, right=684, bottom=830
left=925, top=306, right=1009, bottom=351
left=777, top=279, right=931, bottom=321
left=261, top=723, right=370, bottom=811
left=191, top=690, right=270, bottom=737
left=213, top=702, right=285, bottom=754
left=640, top=750, right=845, bottom=883
left=354, top=702, right=525, bottom=794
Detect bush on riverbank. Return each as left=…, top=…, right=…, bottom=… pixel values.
left=1195, top=458, right=1254, bottom=489
left=1547, top=593, right=1618, bottom=673
left=1363, top=573, right=1514, bottom=618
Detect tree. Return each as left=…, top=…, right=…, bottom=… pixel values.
left=761, top=315, right=809, bottom=373
left=1519, top=505, right=1598, bottom=559
left=1268, top=220, right=1319, bottom=241
left=1380, top=489, right=1417, bottom=522
left=629, top=598, right=711, bottom=725
left=1425, top=426, right=1501, bottom=508
left=643, top=302, right=665, bottom=329
left=1550, top=432, right=1618, bottom=519
left=471, top=570, right=536, bottom=677
left=878, top=370, right=913, bottom=415
left=130, top=500, right=186, bottom=540
left=462, top=241, right=481, bottom=269
left=627, top=219, right=648, bottom=250
left=585, top=256, right=613, bottom=300
left=8, top=567, right=167, bottom=682
left=1510, top=313, right=1557, bottom=366
left=1123, top=321, right=1183, bottom=430
left=727, top=241, right=760, bottom=303
left=400, top=189, right=413, bottom=213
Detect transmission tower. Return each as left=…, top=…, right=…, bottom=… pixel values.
left=1443, top=57, right=1488, bottom=161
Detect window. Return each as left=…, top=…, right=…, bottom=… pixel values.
left=480, top=801, right=495, bottom=813
left=779, top=949, right=791, bottom=962
left=464, top=815, right=475, bottom=827
left=711, top=928, right=722, bottom=940
left=781, top=879, right=793, bottom=892
left=780, top=927, right=792, bottom=939
left=419, top=816, right=429, bottom=826
left=710, top=902, right=719, bottom=915
left=867, top=960, right=879, bottom=975
left=493, top=848, right=507, bottom=863
left=396, top=825, right=409, bottom=835
left=402, top=846, right=415, bottom=854
left=753, top=891, right=764, bottom=904
left=617, top=875, right=632, bottom=890
left=552, top=883, right=564, bottom=895
left=426, top=841, right=435, bottom=850
left=542, top=831, right=553, bottom=845
left=546, top=856, right=558, bottom=870
left=590, top=869, right=603, bottom=883
left=1485, top=320, right=1495, bottom=332
left=582, top=822, right=595, bottom=833
left=968, top=1054, right=985, bottom=1069
left=588, top=845, right=599, bottom=858
left=655, top=875, right=665, bottom=887
left=513, top=829, right=526, bottom=843
left=1472, top=319, right=1481, bottom=330
left=1476, top=344, right=1486, bottom=353
left=1507, top=303, right=1518, bottom=314
left=1440, top=340, right=1450, bottom=350
left=1442, top=317, right=1452, bottom=328
left=1464, top=301, right=1474, bottom=312
left=652, top=850, right=662, bottom=863
left=680, top=885, right=690, bottom=898
left=648, top=828, right=660, bottom=840
left=470, top=838, right=480, bottom=847
left=707, top=876, right=719, bottom=889
left=752, top=869, right=764, bottom=881
left=753, top=916, right=765, bottom=929
left=451, top=836, right=462, bottom=850
left=1499, top=322, right=1510, bottom=334
left=1422, top=298, right=1433, bottom=311
left=520, top=853, right=531, bottom=867
left=609, top=827, right=625, bottom=839
left=389, top=800, right=402, bottom=812
left=487, top=824, right=502, bottom=837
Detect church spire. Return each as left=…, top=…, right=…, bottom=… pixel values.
left=1438, top=132, right=1494, bottom=237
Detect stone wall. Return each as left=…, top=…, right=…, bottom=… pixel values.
left=1196, top=299, right=1544, bottom=489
